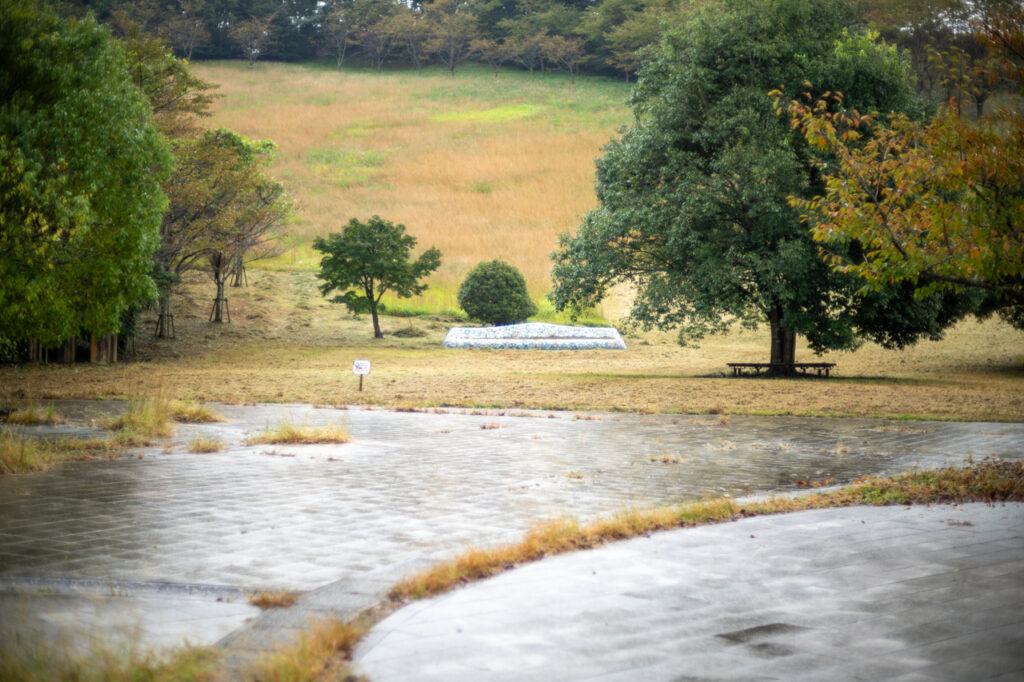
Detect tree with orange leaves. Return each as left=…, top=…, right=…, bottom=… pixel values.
left=786, top=7, right=1023, bottom=326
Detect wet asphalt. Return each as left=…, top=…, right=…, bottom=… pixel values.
left=0, top=401, right=1021, bottom=678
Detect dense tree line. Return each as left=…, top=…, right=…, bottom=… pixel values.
left=1, top=0, right=290, bottom=362
left=64, top=0, right=1023, bottom=91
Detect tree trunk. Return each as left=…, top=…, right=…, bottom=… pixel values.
left=155, top=296, right=174, bottom=338
left=211, top=276, right=227, bottom=323
left=768, top=306, right=797, bottom=374
left=209, top=253, right=230, bottom=323
left=371, top=305, right=383, bottom=339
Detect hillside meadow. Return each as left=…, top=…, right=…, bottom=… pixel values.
left=193, top=60, right=631, bottom=317
left=2, top=62, right=1022, bottom=421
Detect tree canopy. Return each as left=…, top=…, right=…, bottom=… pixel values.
left=0, top=0, right=171, bottom=346
left=550, top=0, right=971, bottom=366
left=458, top=260, right=538, bottom=325
left=787, top=5, right=1023, bottom=326
left=314, top=216, right=441, bottom=338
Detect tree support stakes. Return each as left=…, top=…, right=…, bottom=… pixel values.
left=209, top=297, right=230, bottom=323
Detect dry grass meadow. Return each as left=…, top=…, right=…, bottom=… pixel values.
left=1, top=62, right=1022, bottom=420
left=2, top=268, right=1022, bottom=421
left=195, top=60, right=630, bottom=314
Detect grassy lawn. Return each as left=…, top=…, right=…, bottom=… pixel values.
left=1, top=269, right=1022, bottom=421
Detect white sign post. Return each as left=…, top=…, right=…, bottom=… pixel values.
left=352, top=360, right=371, bottom=392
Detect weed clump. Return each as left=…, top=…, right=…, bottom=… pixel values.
left=249, top=618, right=367, bottom=682
left=0, top=430, right=59, bottom=474
left=167, top=401, right=226, bottom=424
left=249, top=590, right=300, bottom=609
left=101, top=398, right=175, bottom=441
left=246, top=422, right=351, bottom=445
left=5, top=402, right=64, bottom=426
left=187, top=437, right=225, bottom=454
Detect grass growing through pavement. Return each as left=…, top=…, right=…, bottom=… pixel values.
left=186, top=436, right=225, bottom=454
left=102, top=398, right=225, bottom=445
left=245, top=422, right=351, bottom=445
left=249, top=590, right=300, bottom=609
left=0, top=431, right=128, bottom=474
left=5, top=402, right=64, bottom=425
left=247, top=617, right=368, bottom=682
left=0, top=641, right=220, bottom=682
left=101, top=398, right=176, bottom=442
left=167, top=401, right=226, bottom=424
left=0, top=430, right=62, bottom=474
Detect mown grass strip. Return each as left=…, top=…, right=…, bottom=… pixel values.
left=390, top=459, right=1024, bottom=600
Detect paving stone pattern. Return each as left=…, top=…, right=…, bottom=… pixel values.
left=354, top=504, right=1024, bottom=682
left=0, top=402, right=1022, bottom=669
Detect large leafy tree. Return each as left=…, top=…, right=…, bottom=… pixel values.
left=0, top=0, right=172, bottom=347
left=551, top=0, right=971, bottom=367
left=314, top=217, right=441, bottom=338
left=788, top=6, right=1023, bottom=326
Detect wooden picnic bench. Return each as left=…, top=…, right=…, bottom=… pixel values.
left=726, top=362, right=836, bottom=377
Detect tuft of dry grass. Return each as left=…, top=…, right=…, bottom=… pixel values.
left=249, top=590, right=301, bottom=609
left=1, top=430, right=134, bottom=475
left=390, top=460, right=1023, bottom=601
left=0, top=430, right=60, bottom=475
left=245, top=422, right=351, bottom=445
left=5, top=402, right=64, bottom=426
left=187, top=436, right=225, bottom=454
left=167, top=401, right=226, bottom=424
left=101, top=398, right=175, bottom=441
left=0, top=640, right=220, bottom=682
left=248, top=618, right=368, bottom=682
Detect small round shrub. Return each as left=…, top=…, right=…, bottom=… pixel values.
left=457, top=260, right=538, bottom=325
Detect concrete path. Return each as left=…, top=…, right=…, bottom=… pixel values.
left=353, top=503, right=1024, bottom=682
left=1, top=402, right=1022, bottom=674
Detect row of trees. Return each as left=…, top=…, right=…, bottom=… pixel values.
left=69, top=0, right=1022, bottom=89
left=0, top=1, right=291, bottom=361
left=551, top=0, right=1022, bottom=365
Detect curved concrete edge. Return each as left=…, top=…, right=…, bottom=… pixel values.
left=353, top=503, right=1024, bottom=682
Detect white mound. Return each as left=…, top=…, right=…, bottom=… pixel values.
left=443, top=323, right=626, bottom=350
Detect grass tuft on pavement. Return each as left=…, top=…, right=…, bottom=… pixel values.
left=245, top=422, right=351, bottom=445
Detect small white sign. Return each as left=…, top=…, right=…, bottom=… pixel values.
left=352, top=360, right=371, bottom=375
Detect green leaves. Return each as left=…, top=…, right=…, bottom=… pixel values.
left=457, top=260, right=537, bottom=325
left=551, top=0, right=963, bottom=359
left=0, top=1, right=171, bottom=345
left=314, top=216, right=441, bottom=338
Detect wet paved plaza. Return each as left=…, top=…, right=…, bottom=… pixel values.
left=1, top=401, right=1022, bottom=670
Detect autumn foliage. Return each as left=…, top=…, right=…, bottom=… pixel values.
left=786, top=7, right=1024, bottom=313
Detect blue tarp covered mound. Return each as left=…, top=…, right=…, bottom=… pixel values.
left=443, top=323, right=627, bottom=350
